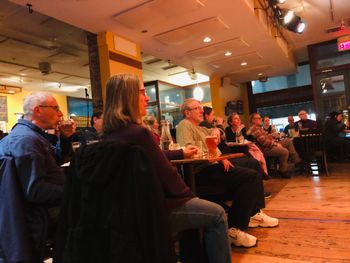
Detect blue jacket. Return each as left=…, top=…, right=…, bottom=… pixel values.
left=0, top=119, right=69, bottom=262
left=0, top=119, right=66, bottom=204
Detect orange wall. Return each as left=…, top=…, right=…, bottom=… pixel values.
left=97, top=32, right=143, bottom=103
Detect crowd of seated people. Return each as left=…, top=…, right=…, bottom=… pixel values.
left=2, top=81, right=349, bottom=262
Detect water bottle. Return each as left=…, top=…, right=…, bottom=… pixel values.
left=160, top=121, right=173, bottom=150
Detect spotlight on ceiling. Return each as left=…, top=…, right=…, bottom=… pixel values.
left=268, top=1, right=306, bottom=34
left=269, top=0, right=286, bottom=5
left=285, top=15, right=306, bottom=33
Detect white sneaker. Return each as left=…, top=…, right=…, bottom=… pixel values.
left=248, top=210, right=279, bottom=228
left=228, top=227, right=257, bottom=247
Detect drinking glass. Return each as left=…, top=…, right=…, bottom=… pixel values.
left=193, top=141, right=204, bottom=159
left=205, top=135, right=217, bottom=158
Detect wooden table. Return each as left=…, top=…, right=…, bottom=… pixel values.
left=171, top=153, right=244, bottom=193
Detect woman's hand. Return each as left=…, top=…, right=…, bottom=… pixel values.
left=221, top=159, right=234, bottom=172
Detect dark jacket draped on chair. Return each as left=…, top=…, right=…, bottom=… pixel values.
left=54, top=140, right=175, bottom=263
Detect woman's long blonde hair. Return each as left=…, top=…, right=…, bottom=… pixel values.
left=103, top=74, right=142, bottom=134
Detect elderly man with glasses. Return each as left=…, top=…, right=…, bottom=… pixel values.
left=294, top=110, right=318, bottom=131
left=176, top=98, right=279, bottom=248
left=0, top=91, right=76, bottom=262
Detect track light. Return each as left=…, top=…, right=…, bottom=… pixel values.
left=268, top=0, right=306, bottom=34
left=285, top=15, right=306, bottom=33
left=269, top=0, right=286, bottom=5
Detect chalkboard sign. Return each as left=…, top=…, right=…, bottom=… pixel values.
left=0, top=96, right=8, bottom=122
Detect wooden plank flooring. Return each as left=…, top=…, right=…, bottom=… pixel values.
left=232, top=162, right=350, bottom=263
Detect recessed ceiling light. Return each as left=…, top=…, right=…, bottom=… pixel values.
left=20, top=73, right=27, bottom=76
left=241, top=62, right=247, bottom=66
left=258, top=73, right=263, bottom=76
left=8, top=90, right=15, bottom=94
left=225, top=51, right=232, bottom=56
left=203, top=36, right=212, bottom=43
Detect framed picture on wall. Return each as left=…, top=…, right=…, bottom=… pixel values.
left=237, top=100, right=243, bottom=114
left=0, top=96, right=8, bottom=122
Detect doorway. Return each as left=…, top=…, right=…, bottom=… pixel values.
left=315, top=69, right=350, bottom=121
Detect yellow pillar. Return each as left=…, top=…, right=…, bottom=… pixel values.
left=97, top=32, right=143, bottom=103
left=209, top=75, right=225, bottom=117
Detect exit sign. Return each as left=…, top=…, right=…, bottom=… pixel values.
left=338, top=36, right=350, bottom=51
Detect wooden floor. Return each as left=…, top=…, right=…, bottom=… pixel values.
left=232, top=162, right=350, bottom=263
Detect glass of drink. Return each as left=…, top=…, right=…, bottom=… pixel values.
left=193, top=141, right=204, bottom=159
left=205, top=135, right=217, bottom=158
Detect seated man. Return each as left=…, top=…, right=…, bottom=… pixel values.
left=324, top=111, right=350, bottom=161
left=0, top=92, right=75, bottom=261
left=283, top=116, right=298, bottom=138
left=80, top=111, right=103, bottom=144
left=248, top=113, right=301, bottom=178
left=295, top=110, right=317, bottom=131
left=176, top=98, right=278, bottom=248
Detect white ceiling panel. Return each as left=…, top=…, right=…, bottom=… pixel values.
left=48, top=52, right=79, bottom=63
left=186, top=38, right=249, bottom=60
left=154, top=17, right=228, bottom=46
left=113, top=0, right=205, bottom=30
left=60, top=76, right=90, bottom=85
left=0, top=38, right=53, bottom=57
left=0, top=61, right=27, bottom=73
left=210, top=52, right=263, bottom=69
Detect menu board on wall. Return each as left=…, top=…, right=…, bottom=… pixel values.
left=0, top=96, right=8, bottom=122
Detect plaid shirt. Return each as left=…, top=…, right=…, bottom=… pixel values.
left=248, top=125, right=275, bottom=150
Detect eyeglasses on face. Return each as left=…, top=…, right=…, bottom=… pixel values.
left=139, top=89, right=147, bottom=96
left=38, top=105, right=60, bottom=112
left=188, top=106, right=203, bottom=111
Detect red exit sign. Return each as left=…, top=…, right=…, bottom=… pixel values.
left=338, top=36, right=350, bottom=51
left=339, top=40, right=350, bottom=51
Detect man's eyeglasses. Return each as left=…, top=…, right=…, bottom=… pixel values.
left=188, top=106, right=203, bottom=111
left=38, top=105, right=60, bottom=112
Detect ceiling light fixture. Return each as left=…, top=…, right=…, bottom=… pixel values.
left=0, top=84, right=22, bottom=94
left=203, top=36, right=212, bottom=43
left=241, top=62, right=247, bottom=66
left=268, top=1, right=306, bottom=34
left=225, top=51, right=232, bottom=56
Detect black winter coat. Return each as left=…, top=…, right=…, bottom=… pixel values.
left=54, top=140, right=175, bottom=263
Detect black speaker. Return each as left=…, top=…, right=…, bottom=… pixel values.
left=225, top=101, right=237, bottom=116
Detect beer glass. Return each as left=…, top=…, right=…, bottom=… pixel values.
left=205, top=135, right=217, bottom=158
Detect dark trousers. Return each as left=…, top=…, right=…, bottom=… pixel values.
left=229, top=157, right=266, bottom=210
left=196, top=163, right=262, bottom=230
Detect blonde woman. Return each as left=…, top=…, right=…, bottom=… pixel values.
left=143, top=115, right=160, bottom=144
left=226, top=113, right=268, bottom=176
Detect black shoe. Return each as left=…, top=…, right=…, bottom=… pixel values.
left=279, top=171, right=291, bottom=178
left=262, top=172, right=272, bottom=180
left=264, top=192, right=272, bottom=199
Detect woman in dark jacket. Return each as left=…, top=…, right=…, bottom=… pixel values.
left=324, top=111, right=350, bottom=160
left=102, top=74, right=231, bottom=263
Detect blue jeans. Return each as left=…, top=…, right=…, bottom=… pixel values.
left=169, top=198, right=231, bottom=263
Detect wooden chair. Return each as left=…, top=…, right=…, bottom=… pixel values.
left=298, top=130, right=329, bottom=176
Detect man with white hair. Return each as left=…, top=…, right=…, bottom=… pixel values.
left=295, top=110, right=317, bottom=131
left=0, top=92, right=75, bottom=261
